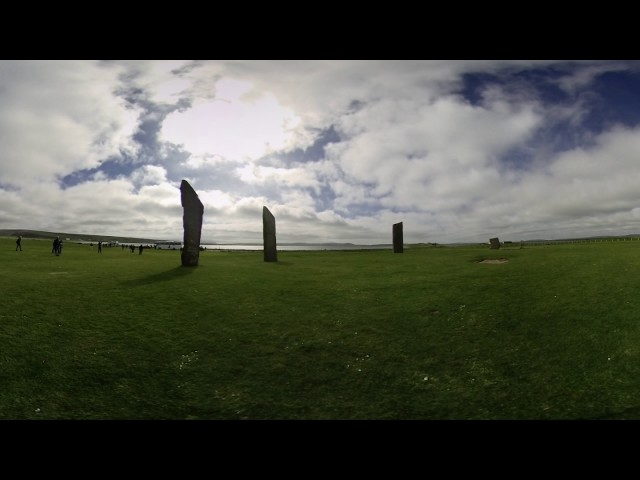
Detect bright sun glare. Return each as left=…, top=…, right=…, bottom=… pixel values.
left=161, top=78, right=302, bottom=164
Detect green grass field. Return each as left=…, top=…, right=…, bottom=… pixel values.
left=2, top=236, right=640, bottom=419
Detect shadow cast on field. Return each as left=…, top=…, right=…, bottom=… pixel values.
left=122, top=266, right=196, bottom=286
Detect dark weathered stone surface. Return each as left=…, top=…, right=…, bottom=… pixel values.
left=393, top=222, right=404, bottom=253
left=489, top=237, right=500, bottom=250
left=180, top=180, right=204, bottom=267
left=263, top=206, right=278, bottom=262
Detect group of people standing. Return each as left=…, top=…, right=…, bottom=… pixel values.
left=122, top=243, right=144, bottom=254
left=13, top=235, right=63, bottom=255
left=13, top=236, right=146, bottom=256
left=95, top=241, right=143, bottom=254
left=14, top=235, right=62, bottom=254
left=52, top=237, right=63, bottom=256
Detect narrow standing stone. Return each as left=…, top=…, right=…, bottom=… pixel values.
left=180, top=180, right=204, bottom=267
left=393, top=222, right=404, bottom=253
left=263, top=206, right=278, bottom=262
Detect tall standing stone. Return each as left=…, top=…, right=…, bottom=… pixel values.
left=263, top=206, right=278, bottom=262
left=180, top=180, right=204, bottom=267
left=393, top=222, right=404, bottom=253
left=489, top=237, right=500, bottom=250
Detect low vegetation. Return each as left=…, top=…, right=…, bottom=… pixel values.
left=2, top=236, right=639, bottom=419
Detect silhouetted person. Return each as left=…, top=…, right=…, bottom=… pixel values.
left=52, top=237, right=61, bottom=256
left=15, top=236, right=22, bottom=251
left=98, top=241, right=102, bottom=254
left=57, top=239, right=63, bottom=256
left=139, top=244, right=143, bottom=255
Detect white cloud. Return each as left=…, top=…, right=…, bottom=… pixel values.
left=138, top=183, right=182, bottom=208
left=236, top=164, right=320, bottom=192
left=131, top=165, right=168, bottom=185
left=327, top=92, right=542, bottom=215
left=556, top=62, right=629, bottom=94
left=160, top=78, right=305, bottom=163
left=115, top=60, right=194, bottom=104
left=181, top=154, right=230, bottom=169
left=0, top=61, right=140, bottom=187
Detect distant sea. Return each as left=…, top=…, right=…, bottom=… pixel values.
left=201, top=244, right=393, bottom=251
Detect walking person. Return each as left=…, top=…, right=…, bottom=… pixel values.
left=98, top=241, right=102, bottom=254
left=139, top=244, right=143, bottom=255
left=15, top=236, right=22, bottom=251
left=52, top=237, right=60, bottom=256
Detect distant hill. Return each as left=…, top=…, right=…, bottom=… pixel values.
left=0, top=229, right=164, bottom=244
left=521, top=234, right=640, bottom=243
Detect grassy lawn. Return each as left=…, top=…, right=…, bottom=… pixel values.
left=2, top=236, right=640, bottom=419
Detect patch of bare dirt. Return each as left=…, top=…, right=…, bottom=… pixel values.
left=479, top=258, right=509, bottom=264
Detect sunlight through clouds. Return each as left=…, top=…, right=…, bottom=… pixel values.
left=199, top=190, right=235, bottom=209
left=161, top=78, right=303, bottom=163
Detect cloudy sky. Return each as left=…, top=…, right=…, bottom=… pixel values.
left=2, top=60, right=640, bottom=244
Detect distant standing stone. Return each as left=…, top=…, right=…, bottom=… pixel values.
left=489, top=237, right=500, bottom=250
left=263, top=206, right=278, bottom=262
left=393, top=222, right=404, bottom=253
left=180, top=180, right=204, bottom=267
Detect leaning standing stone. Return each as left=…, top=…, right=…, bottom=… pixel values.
left=180, top=179, right=204, bottom=267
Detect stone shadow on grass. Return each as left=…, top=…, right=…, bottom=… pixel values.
left=122, top=266, right=196, bottom=286
left=271, top=261, right=293, bottom=266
